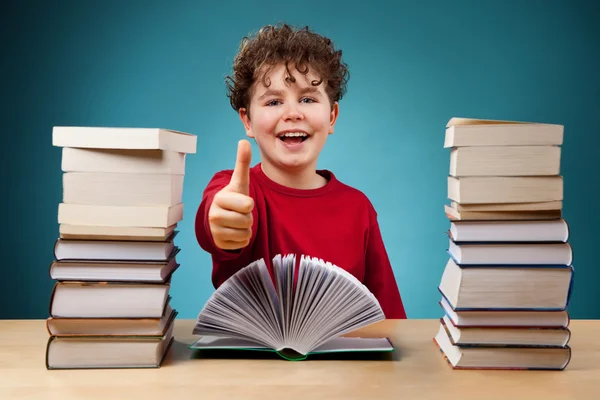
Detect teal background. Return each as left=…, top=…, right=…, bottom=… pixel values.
left=2, top=0, right=599, bottom=319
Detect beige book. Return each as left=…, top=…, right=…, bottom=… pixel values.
left=57, top=203, right=183, bottom=228
left=63, top=172, right=184, bottom=206
left=444, top=205, right=562, bottom=221
left=61, top=147, right=187, bottom=174
left=444, top=117, right=563, bottom=147
left=451, top=200, right=562, bottom=212
left=448, top=176, right=563, bottom=204
left=59, top=224, right=176, bottom=241
left=442, top=315, right=570, bottom=347
left=52, top=127, right=197, bottom=154
left=449, top=146, right=561, bottom=176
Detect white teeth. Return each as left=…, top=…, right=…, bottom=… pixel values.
left=280, top=132, right=308, bottom=138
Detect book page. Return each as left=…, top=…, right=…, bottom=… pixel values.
left=193, top=259, right=284, bottom=348
left=193, top=253, right=386, bottom=356
left=289, top=259, right=337, bottom=345
left=190, top=335, right=268, bottom=350
left=285, top=256, right=386, bottom=354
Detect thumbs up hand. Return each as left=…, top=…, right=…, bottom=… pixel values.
left=208, top=140, right=255, bottom=250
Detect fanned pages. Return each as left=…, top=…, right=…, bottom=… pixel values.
left=191, top=254, right=388, bottom=360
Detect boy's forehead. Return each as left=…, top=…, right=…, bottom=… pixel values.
left=254, top=63, right=325, bottom=91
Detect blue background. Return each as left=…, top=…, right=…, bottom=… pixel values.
left=2, top=0, right=599, bottom=319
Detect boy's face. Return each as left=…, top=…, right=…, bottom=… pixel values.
left=239, top=62, right=339, bottom=174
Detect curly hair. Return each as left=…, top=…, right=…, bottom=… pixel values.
left=225, top=23, right=349, bottom=114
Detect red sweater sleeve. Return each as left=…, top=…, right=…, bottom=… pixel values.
left=363, top=207, right=407, bottom=319
left=194, top=170, right=258, bottom=287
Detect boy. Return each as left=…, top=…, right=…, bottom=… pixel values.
left=195, top=24, right=406, bottom=319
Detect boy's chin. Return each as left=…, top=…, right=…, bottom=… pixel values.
left=276, top=156, right=314, bottom=171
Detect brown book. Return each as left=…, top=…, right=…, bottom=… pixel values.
left=46, top=303, right=177, bottom=337
left=451, top=200, right=562, bottom=212
left=45, top=317, right=175, bottom=370
left=59, top=224, right=176, bottom=241
left=441, top=315, right=570, bottom=347
left=433, top=318, right=571, bottom=370
left=445, top=205, right=562, bottom=221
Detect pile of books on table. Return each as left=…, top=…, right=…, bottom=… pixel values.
left=434, top=118, right=573, bottom=370
left=45, top=127, right=197, bottom=369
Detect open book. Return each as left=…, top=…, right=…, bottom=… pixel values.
left=190, top=254, right=392, bottom=361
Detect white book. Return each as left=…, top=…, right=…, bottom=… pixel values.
left=63, top=172, right=184, bottom=207
left=61, top=147, right=187, bottom=174
left=448, top=176, right=563, bottom=204
left=46, top=303, right=176, bottom=336
left=49, top=282, right=170, bottom=318
left=449, top=219, right=570, bottom=243
left=439, top=297, right=570, bottom=328
left=57, top=203, right=183, bottom=228
left=53, top=237, right=177, bottom=261
left=49, top=257, right=179, bottom=282
left=52, top=127, right=197, bottom=154
left=434, top=321, right=571, bottom=370
left=449, top=145, right=561, bottom=176
left=190, top=254, right=391, bottom=361
left=448, top=239, right=573, bottom=265
left=444, top=117, right=564, bottom=147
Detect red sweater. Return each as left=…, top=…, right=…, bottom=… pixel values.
left=195, top=163, right=407, bottom=319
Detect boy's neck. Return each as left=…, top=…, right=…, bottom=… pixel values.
left=260, top=162, right=327, bottom=190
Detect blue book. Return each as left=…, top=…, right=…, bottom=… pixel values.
left=438, top=257, right=574, bottom=311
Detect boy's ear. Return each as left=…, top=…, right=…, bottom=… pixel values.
left=239, top=108, right=254, bottom=138
left=328, top=102, right=339, bottom=135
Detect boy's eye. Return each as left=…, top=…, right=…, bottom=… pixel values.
left=266, top=100, right=281, bottom=106
left=300, top=97, right=315, bottom=103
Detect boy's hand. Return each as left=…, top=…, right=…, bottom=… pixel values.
left=208, top=140, right=254, bottom=250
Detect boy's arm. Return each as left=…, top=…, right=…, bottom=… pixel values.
left=363, top=207, right=407, bottom=319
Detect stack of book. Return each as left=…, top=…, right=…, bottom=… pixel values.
left=45, top=127, right=197, bottom=370
left=434, top=118, right=574, bottom=370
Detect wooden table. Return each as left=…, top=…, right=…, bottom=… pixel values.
left=1, top=319, right=599, bottom=399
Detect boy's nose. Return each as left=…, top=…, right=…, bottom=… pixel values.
left=282, top=103, right=304, bottom=121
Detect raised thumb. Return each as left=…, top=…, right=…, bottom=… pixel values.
left=228, top=139, right=252, bottom=195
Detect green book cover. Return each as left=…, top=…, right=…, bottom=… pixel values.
left=189, top=335, right=394, bottom=361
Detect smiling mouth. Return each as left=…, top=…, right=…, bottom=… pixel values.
left=278, top=132, right=309, bottom=144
